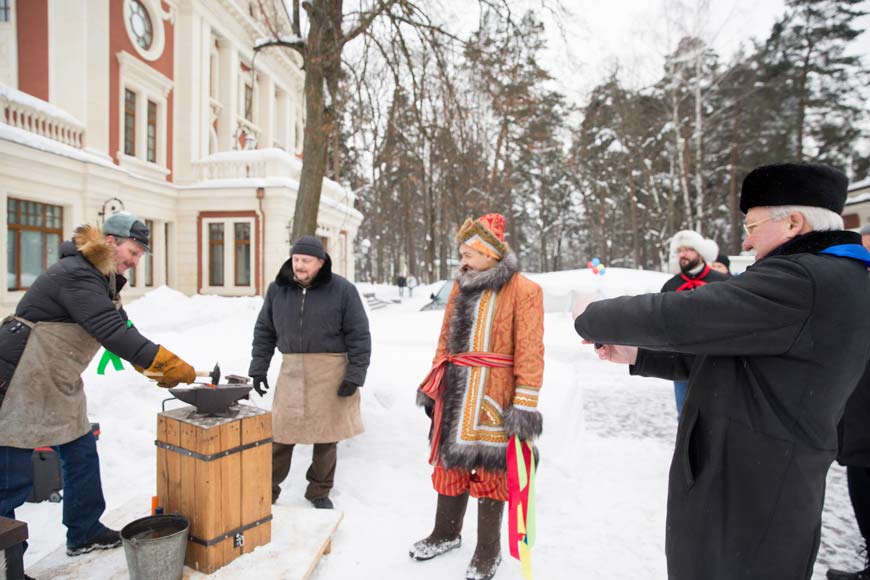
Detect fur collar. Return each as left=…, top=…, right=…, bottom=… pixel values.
left=72, top=224, right=115, bottom=276
left=764, top=230, right=862, bottom=260
left=456, top=251, right=518, bottom=294
left=275, top=253, right=334, bottom=288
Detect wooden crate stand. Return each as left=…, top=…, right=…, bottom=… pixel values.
left=156, top=405, right=272, bottom=574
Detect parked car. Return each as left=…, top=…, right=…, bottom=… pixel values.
left=421, top=280, right=452, bottom=311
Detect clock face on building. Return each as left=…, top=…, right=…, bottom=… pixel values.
left=127, top=0, right=153, bottom=51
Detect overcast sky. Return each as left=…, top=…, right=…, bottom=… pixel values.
left=439, top=0, right=870, bottom=102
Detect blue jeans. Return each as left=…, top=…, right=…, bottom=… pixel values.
left=674, top=380, right=689, bottom=419
left=0, top=431, right=108, bottom=547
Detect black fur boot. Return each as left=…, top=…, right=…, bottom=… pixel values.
left=466, top=498, right=504, bottom=580
left=409, top=492, right=469, bottom=560
left=828, top=545, right=870, bottom=580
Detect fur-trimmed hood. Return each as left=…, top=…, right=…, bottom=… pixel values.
left=66, top=224, right=116, bottom=277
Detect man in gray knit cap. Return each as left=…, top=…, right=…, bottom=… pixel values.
left=249, top=236, right=371, bottom=509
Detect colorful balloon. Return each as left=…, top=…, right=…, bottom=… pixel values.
left=592, top=258, right=601, bottom=267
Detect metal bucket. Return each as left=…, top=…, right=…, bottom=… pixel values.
left=120, top=514, right=189, bottom=580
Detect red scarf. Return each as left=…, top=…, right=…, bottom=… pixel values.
left=676, top=264, right=712, bottom=292
left=418, top=352, right=515, bottom=465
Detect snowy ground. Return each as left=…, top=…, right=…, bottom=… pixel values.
left=19, top=268, right=865, bottom=579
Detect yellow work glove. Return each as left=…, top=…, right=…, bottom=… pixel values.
left=144, top=345, right=196, bottom=388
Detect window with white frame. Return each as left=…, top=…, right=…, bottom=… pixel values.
left=7, top=198, right=63, bottom=291
left=202, top=217, right=255, bottom=293
left=0, top=0, right=11, bottom=23
left=116, top=51, right=172, bottom=179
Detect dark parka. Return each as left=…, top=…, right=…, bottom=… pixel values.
left=575, top=231, right=870, bottom=580
left=838, top=359, right=870, bottom=467
left=249, top=254, right=371, bottom=385
left=0, top=231, right=159, bottom=397
left=0, top=226, right=159, bottom=448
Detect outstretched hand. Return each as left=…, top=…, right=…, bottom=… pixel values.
left=582, top=340, right=638, bottom=365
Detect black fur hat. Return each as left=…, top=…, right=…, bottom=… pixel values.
left=739, top=163, right=848, bottom=214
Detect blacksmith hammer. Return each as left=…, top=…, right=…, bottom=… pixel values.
left=144, top=362, right=221, bottom=385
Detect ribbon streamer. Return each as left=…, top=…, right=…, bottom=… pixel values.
left=507, top=435, right=536, bottom=579
left=96, top=320, right=133, bottom=375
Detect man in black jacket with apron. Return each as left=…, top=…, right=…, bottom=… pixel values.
left=575, top=163, right=870, bottom=580
left=0, top=213, right=196, bottom=558
left=249, top=236, right=371, bottom=509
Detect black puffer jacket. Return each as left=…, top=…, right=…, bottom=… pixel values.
left=575, top=230, right=870, bottom=580
left=249, top=254, right=371, bottom=385
left=0, top=231, right=159, bottom=404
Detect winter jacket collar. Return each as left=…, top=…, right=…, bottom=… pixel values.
left=60, top=225, right=127, bottom=294
left=275, top=253, right=334, bottom=288
left=764, top=230, right=863, bottom=260
left=456, top=251, right=519, bottom=294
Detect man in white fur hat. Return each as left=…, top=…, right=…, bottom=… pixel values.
left=661, top=230, right=729, bottom=417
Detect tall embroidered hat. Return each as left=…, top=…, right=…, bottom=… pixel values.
left=456, top=213, right=510, bottom=260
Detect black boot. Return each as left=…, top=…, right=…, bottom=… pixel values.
left=409, top=492, right=469, bottom=560
left=466, top=498, right=504, bottom=580
left=827, top=567, right=870, bottom=580
left=828, top=546, right=870, bottom=580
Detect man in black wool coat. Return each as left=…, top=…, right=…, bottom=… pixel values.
left=575, top=163, right=870, bottom=580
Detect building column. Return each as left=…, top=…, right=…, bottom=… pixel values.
left=258, top=71, right=274, bottom=149
left=171, top=2, right=203, bottom=182
left=217, top=38, right=238, bottom=151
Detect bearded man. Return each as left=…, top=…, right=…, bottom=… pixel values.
left=410, top=213, right=544, bottom=580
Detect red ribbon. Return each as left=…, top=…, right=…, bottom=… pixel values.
left=418, top=351, right=514, bottom=465
left=676, top=264, right=712, bottom=291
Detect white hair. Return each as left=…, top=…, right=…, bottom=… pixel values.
left=765, top=205, right=844, bottom=232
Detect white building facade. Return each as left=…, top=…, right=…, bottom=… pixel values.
left=844, top=177, right=870, bottom=233
left=0, top=0, right=361, bottom=312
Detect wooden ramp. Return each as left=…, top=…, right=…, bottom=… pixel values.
left=27, top=499, right=343, bottom=580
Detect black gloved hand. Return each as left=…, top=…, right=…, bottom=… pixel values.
left=424, top=404, right=434, bottom=419
left=337, top=380, right=359, bottom=397
left=252, top=375, right=269, bottom=397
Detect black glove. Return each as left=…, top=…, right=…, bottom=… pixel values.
left=424, top=404, right=434, bottom=419
left=337, top=380, right=359, bottom=397
left=252, top=375, right=270, bottom=397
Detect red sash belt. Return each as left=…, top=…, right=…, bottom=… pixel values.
left=418, top=352, right=514, bottom=465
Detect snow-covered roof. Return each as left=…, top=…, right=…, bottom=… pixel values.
left=0, top=83, right=83, bottom=127
left=0, top=123, right=115, bottom=169
left=849, top=177, right=870, bottom=192
left=198, top=147, right=304, bottom=170
left=183, top=176, right=362, bottom=220
left=846, top=191, right=870, bottom=206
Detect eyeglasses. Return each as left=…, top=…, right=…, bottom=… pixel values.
left=742, top=216, right=776, bottom=236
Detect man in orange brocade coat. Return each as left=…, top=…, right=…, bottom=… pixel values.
left=410, top=213, right=545, bottom=580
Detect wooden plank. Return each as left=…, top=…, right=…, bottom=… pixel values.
left=178, top=420, right=200, bottom=571
left=220, top=421, right=242, bottom=567
left=300, top=511, right=343, bottom=580
left=156, top=415, right=181, bottom=514
left=29, top=501, right=342, bottom=580
left=240, top=412, right=272, bottom=532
